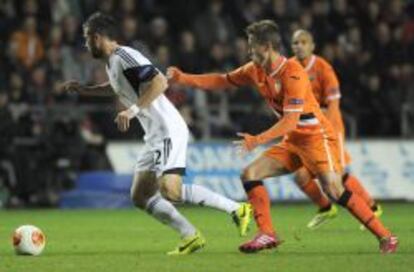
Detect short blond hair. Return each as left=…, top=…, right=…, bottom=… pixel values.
left=245, top=20, right=282, bottom=50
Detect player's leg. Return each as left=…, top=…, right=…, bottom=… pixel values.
left=338, top=134, right=376, bottom=209
left=339, top=135, right=382, bottom=229
left=343, top=173, right=375, bottom=208
left=130, top=171, right=200, bottom=245
left=159, top=173, right=252, bottom=236
left=238, top=148, right=293, bottom=253
left=304, top=134, right=398, bottom=253
left=158, top=135, right=252, bottom=236
left=317, top=171, right=397, bottom=253
left=160, top=173, right=239, bottom=214
left=342, top=172, right=383, bottom=230
left=294, top=167, right=337, bottom=229
left=131, top=145, right=203, bottom=255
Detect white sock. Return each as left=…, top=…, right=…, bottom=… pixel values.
left=181, top=184, right=240, bottom=214
left=145, top=193, right=196, bottom=238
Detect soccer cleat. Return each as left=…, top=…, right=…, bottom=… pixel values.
left=232, top=203, right=253, bottom=236
left=379, top=235, right=399, bottom=254
left=307, top=205, right=338, bottom=230
left=239, top=232, right=283, bottom=253
left=360, top=204, right=383, bottom=231
left=167, top=231, right=206, bottom=256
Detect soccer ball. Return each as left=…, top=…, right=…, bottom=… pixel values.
left=12, top=225, right=46, bottom=256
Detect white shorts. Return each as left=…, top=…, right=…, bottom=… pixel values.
left=134, top=135, right=187, bottom=178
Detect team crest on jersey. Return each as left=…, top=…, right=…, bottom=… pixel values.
left=274, top=80, right=282, bottom=93
left=308, top=74, right=315, bottom=81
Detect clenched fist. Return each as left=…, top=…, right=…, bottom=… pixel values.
left=166, top=66, right=183, bottom=83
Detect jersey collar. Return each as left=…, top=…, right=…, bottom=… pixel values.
left=302, top=54, right=316, bottom=72
left=269, top=56, right=287, bottom=77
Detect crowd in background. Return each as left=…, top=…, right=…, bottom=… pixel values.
left=0, top=0, right=413, bottom=206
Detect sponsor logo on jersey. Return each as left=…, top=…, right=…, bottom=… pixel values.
left=288, top=98, right=304, bottom=105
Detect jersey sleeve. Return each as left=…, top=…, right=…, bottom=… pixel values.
left=320, top=60, right=341, bottom=102
left=281, top=64, right=307, bottom=113
left=225, top=62, right=255, bottom=87
left=114, top=49, right=159, bottom=95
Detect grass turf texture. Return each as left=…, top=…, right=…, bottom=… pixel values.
left=1, top=203, right=413, bottom=272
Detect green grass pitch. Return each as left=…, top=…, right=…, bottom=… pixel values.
left=1, top=203, right=413, bottom=272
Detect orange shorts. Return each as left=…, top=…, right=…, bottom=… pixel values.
left=264, top=131, right=343, bottom=176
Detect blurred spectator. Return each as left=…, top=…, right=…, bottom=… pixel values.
left=0, top=92, right=13, bottom=147
left=79, top=115, right=110, bottom=170
left=155, top=45, right=171, bottom=72
left=118, top=0, right=138, bottom=17
left=194, top=0, right=236, bottom=51
left=97, top=0, right=115, bottom=14
left=232, top=37, right=249, bottom=66
left=175, top=31, right=200, bottom=73
left=0, top=91, right=14, bottom=207
left=50, top=0, right=82, bottom=24
left=27, top=65, right=49, bottom=105
left=61, top=15, right=82, bottom=48
left=121, top=15, right=142, bottom=49
left=147, top=17, right=171, bottom=51
left=8, top=16, right=44, bottom=69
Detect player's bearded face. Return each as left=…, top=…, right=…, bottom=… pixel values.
left=84, top=29, right=104, bottom=58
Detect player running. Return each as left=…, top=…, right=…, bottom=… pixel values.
left=60, top=12, right=252, bottom=256
left=290, top=29, right=382, bottom=230
left=167, top=20, right=398, bottom=254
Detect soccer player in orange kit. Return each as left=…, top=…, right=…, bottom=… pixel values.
left=167, top=20, right=398, bottom=254
left=290, top=29, right=383, bottom=230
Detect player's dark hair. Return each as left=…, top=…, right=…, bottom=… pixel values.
left=83, top=12, right=118, bottom=40
left=245, top=20, right=282, bottom=50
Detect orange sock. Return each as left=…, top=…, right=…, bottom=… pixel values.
left=243, top=181, right=275, bottom=235
left=338, top=191, right=390, bottom=239
left=343, top=174, right=375, bottom=208
left=299, top=179, right=332, bottom=210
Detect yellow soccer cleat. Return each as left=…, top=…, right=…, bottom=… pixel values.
left=307, top=205, right=338, bottom=230
left=167, top=231, right=206, bottom=256
left=232, top=203, right=253, bottom=236
left=360, top=204, right=383, bottom=231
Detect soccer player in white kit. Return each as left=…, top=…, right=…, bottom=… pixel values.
left=61, top=12, right=252, bottom=255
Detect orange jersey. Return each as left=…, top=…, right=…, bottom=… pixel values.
left=173, top=57, right=342, bottom=174
left=292, top=55, right=340, bottom=107
left=226, top=57, right=333, bottom=137
left=292, top=55, right=350, bottom=167
left=292, top=55, right=345, bottom=135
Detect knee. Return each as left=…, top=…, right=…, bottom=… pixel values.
left=294, top=170, right=311, bottom=187
left=321, top=184, right=341, bottom=202
left=130, top=172, right=158, bottom=209
left=318, top=174, right=344, bottom=202
left=240, top=167, right=258, bottom=182
left=159, top=181, right=182, bottom=202
left=130, top=190, right=147, bottom=209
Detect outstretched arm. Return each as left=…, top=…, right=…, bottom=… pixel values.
left=235, top=112, right=300, bottom=151
left=167, top=64, right=253, bottom=91
left=167, top=67, right=234, bottom=90
left=60, top=80, right=115, bottom=96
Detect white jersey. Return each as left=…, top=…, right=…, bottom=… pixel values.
left=105, top=46, right=188, bottom=143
